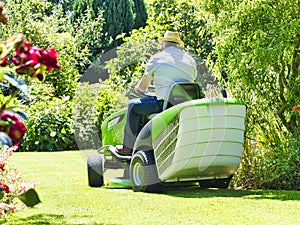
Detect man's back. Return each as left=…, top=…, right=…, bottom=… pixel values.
left=145, top=46, right=197, bottom=99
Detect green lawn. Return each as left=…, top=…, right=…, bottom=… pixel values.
left=1, top=151, right=299, bottom=225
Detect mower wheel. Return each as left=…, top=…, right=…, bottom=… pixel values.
left=87, top=155, right=104, bottom=187
left=130, top=151, right=162, bottom=193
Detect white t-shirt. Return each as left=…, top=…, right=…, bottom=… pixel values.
left=145, top=46, right=197, bottom=99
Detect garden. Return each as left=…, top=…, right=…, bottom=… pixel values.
left=0, top=0, right=299, bottom=223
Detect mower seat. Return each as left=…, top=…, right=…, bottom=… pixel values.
left=162, top=82, right=204, bottom=110
left=148, top=82, right=203, bottom=120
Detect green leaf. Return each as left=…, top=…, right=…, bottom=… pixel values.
left=0, top=190, right=4, bottom=200
left=18, top=188, right=41, bottom=207
left=0, top=68, right=13, bottom=81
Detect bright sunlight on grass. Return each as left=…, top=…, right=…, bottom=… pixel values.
left=1, top=151, right=299, bottom=225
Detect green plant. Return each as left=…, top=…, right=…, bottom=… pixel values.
left=72, top=82, right=103, bottom=150
left=232, top=109, right=300, bottom=190
left=132, top=0, right=148, bottom=29
left=69, top=7, right=105, bottom=72
left=201, top=0, right=300, bottom=136
left=199, top=0, right=300, bottom=190
left=71, top=0, right=139, bottom=52
left=19, top=97, right=77, bottom=152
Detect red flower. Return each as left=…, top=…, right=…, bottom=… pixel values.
left=0, top=56, right=7, bottom=66
left=0, top=111, right=26, bottom=146
left=40, top=48, right=61, bottom=71
left=11, top=40, right=61, bottom=80
left=0, top=182, right=10, bottom=193
left=292, top=105, right=298, bottom=111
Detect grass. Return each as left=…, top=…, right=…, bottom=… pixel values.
left=1, top=150, right=299, bottom=225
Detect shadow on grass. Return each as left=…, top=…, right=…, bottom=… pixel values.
left=163, top=184, right=300, bottom=201
left=0, top=213, right=115, bottom=225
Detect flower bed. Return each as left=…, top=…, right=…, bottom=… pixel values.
left=0, top=1, right=61, bottom=216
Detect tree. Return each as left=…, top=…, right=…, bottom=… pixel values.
left=71, top=0, right=97, bottom=23
left=101, top=0, right=134, bottom=49
left=70, top=0, right=147, bottom=51
left=132, top=0, right=148, bottom=29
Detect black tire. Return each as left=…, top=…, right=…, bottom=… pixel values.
left=87, top=155, right=104, bottom=187
left=130, top=151, right=162, bottom=193
left=199, top=175, right=233, bottom=189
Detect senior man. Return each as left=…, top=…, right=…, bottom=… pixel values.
left=116, top=30, right=197, bottom=155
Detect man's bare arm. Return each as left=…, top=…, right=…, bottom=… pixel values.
left=135, top=74, right=152, bottom=92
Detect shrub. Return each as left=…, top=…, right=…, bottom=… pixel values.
left=72, top=82, right=103, bottom=150
left=232, top=109, right=300, bottom=190
left=19, top=97, right=77, bottom=152
left=72, top=82, right=126, bottom=150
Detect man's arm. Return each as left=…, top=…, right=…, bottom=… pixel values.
left=135, top=74, right=152, bottom=92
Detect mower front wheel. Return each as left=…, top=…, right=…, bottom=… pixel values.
left=130, top=151, right=162, bottom=193
left=87, top=155, right=104, bottom=187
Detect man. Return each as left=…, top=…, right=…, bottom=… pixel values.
left=116, top=30, right=197, bottom=155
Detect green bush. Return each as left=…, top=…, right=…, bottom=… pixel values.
left=232, top=109, right=300, bottom=190
left=71, top=82, right=126, bottom=150
left=95, top=81, right=127, bottom=130
left=72, top=82, right=103, bottom=150
left=19, top=97, right=77, bottom=152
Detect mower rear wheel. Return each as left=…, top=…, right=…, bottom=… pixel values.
left=87, top=155, right=104, bottom=187
left=130, top=151, right=162, bottom=193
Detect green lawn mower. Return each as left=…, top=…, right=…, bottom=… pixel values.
left=87, top=82, right=246, bottom=192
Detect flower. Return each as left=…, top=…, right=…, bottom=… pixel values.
left=11, top=38, right=61, bottom=81
left=292, top=105, right=297, bottom=111
left=40, top=48, right=61, bottom=71
left=0, top=111, right=26, bottom=146
left=0, top=182, right=9, bottom=194
left=0, top=2, right=52, bottom=216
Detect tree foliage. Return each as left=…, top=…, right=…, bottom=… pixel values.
left=132, top=0, right=148, bottom=29
left=70, top=0, right=148, bottom=52
left=200, top=0, right=300, bottom=189
left=202, top=0, right=300, bottom=136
